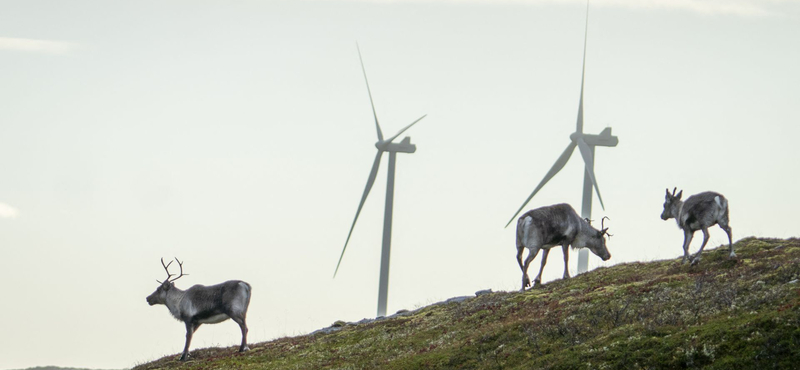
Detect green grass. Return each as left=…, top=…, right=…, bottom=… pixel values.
left=134, top=237, right=800, bottom=370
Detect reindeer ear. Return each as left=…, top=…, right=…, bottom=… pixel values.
left=676, top=190, right=683, bottom=200
left=666, top=188, right=670, bottom=196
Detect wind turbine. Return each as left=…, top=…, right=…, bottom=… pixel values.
left=334, top=46, right=427, bottom=317
left=506, top=3, right=618, bottom=274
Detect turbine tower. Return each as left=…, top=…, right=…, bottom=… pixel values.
left=334, top=45, right=427, bottom=317
left=506, top=3, right=617, bottom=274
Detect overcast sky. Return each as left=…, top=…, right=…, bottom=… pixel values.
left=1, top=0, right=799, bottom=369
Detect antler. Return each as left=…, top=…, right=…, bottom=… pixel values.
left=601, top=216, right=613, bottom=238
left=170, top=258, right=187, bottom=282
left=156, top=257, right=188, bottom=284
left=156, top=257, right=173, bottom=284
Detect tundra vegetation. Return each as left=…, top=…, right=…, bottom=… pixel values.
left=135, top=238, right=800, bottom=370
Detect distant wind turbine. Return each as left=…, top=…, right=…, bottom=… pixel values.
left=334, top=45, right=427, bottom=317
left=506, top=2, right=618, bottom=274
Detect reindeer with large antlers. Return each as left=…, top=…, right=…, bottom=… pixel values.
left=146, top=258, right=252, bottom=361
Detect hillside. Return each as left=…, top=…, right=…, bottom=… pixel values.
left=133, top=237, right=800, bottom=369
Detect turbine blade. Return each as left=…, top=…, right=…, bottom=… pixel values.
left=334, top=150, right=384, bottom=277
left=576, top=1, right=589, bottom=134
left=576, top=71, right=585, bottom=134
left=384, top=114, right=427, bottom=144
left=505, top=141, right=578, bottom=228
left=357, top=44, right=383, bottom=142
left=576, top=137, right=606, bottom=210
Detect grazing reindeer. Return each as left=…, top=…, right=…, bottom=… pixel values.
left=661, top=188, right=735, bottom=265
left=146, top=258, right=252, bottom=361
left=516, top=203, right=611, bottom=291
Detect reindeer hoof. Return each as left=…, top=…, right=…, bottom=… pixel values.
left=690, top=257, right=700, bottom=266
left=729, top=252, right=737, bottom=259
left=240, top=346, right=250, bottom=352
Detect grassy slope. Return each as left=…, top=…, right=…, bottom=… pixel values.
left=134, top=237, right=800, bottom=370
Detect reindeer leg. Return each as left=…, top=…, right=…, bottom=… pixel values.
left=681, top=230, right=694, bottom=264
left=562, top=244, right=570, bottom=279
left=719, top=223, right=735, bottom=258
left=533, top=248, right=550, bottom=287
left=232, top=316, right=250, bottom=352
left=521, top=248, right=539, bottom=291
left=180, top=322, right=199, bottom=361
left=691, top=228, right=710, bottom=265
left=516, top=245, right=525, bottom=274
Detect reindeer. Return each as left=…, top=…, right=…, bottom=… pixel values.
left=516, top=203, right=611, bottom=291
left=146, top=258, right=252, bottom=361
left=661, top=188, right=735, bottom=265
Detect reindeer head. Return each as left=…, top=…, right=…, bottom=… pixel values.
left=146, top=258, right=188, bottom=306
left=661, top=187, right=683, bottom=220
left=583, top=217, right=612, bottom=261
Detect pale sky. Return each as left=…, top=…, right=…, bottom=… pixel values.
left=1, top=0, right=799, bottom=369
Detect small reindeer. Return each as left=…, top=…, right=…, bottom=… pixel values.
left=661, top=188, right=735, bottom=265
left=146, top=258, right=252, bottom=361
left=516, top=203, right=612, bottom=290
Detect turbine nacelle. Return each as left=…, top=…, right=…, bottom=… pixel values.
left=569, top=127, right=618, bottom=147
left=375, top=136, right=416, bottom=153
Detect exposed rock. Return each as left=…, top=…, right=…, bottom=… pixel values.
left=475, top=289, right=493, bottom=296
left=310, top=320, right=349, bottom=335
left=310, top=325, right=342, bottom=335
left=446, top=296, right=470, bottom=304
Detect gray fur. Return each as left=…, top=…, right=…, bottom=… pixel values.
left=661, top=188, right=735, bottom=265
left=515, top=203, right=611, bottom=290
left=146, top=260, right=251, bottom=361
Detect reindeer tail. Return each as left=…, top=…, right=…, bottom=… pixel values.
left=714, top=195, right=727, bottom=211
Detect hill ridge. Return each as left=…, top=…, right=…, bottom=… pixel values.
left=134, top=237, right=800, bottom=369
